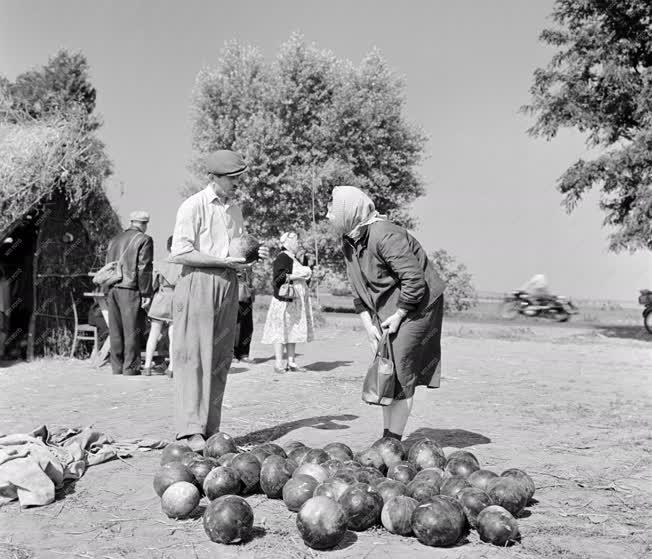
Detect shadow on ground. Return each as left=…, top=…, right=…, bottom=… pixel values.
left=235, top=414, right=359, bottom=445
left=304, top=360, right=354, bottom=372
left=403, top=427, right=491, bottom=451
left=594, top=324, right=650, bottom=342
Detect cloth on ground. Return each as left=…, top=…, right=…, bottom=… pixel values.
left=0, top=425, right=168, bottom=507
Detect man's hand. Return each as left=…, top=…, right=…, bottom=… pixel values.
left=381, top=310, right=407, bottom=335
left=141, top=297, right=151, bottom=309
left=224, top=256, right=247, bottom=270
left=258, top=245, right=270, bottom=260
left=367, top=324, right=382, bottom=354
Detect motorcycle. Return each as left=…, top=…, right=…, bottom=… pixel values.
left=500, top=291, right=579, bottom=322
left=638, top=289, right=652, bottom=334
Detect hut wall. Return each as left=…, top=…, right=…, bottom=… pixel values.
left=31, top=192, right=100, bottom=357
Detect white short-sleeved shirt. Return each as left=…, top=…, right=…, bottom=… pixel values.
left=171, top=185, right=244, bottom=259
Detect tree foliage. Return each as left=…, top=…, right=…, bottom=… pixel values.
left=523, top=0, right=652, bottom=251
left=0, top=50, right=116, bottom=241
left=189, top=34, right=427, bottom=252
left=429, top=249, right=477, bottom=313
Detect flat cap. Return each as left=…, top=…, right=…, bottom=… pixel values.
left=202, top=150, right=248, bottom=176
left=129, top=210, right=150, bottom=223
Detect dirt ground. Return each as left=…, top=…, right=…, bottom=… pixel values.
left=0, top=313, right=650, bottom=559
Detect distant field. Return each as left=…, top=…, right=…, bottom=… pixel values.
left=254, top=291, right=645, bottom=328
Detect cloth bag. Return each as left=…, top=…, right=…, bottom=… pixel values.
left=92, top=233, right=143, bottom=289
left=362, top=332, right=396, bottom=406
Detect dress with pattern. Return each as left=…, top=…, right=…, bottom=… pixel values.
left=261, top=255, right=314, bottom=344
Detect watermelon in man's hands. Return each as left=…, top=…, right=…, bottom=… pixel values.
left=229, top=234, right=260, bottom=263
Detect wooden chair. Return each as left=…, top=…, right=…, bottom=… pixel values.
left=70, top=293, right=99, bottom=359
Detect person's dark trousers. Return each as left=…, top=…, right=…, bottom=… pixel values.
left=234, top=299, right=254, bottom=360
left=107, top=287, right=143, bottom=375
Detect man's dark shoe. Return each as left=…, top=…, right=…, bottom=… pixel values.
left=187, top=434, right=205, bottom=452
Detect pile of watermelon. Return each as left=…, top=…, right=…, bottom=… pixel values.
left=153, top=433, right=534, bottom=549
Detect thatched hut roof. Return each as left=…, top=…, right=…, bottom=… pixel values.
left=0, top=117, right=120, bottom=244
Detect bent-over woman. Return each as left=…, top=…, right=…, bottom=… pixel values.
left=327, top=186, right=446, bottom=441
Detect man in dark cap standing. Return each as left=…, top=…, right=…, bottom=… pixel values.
left=170, top=150, right=268, bottom=451
left=105, top=211, right=154, bottom=376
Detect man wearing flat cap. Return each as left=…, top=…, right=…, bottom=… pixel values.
left=170, top=149, right=269, bottom=451
left=105, top=211, right=154, bottom=376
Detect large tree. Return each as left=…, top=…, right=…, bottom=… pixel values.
left=523, top=0, right=652, bottom=251
left=189, top=34, right=427, bottom=274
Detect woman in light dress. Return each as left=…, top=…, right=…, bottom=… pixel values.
left=261, top=231, right=314, bottom=373
left=143, top=236, right=182, bottom=376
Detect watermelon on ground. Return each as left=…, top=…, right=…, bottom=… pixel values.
left=440, top=476, right=471, bottom=499
left=486, top=477, right=528, bottom=517
left=160, top=442, right=192, bottom=466
left=381, top=495, right=419, bottom=536
left=230, top=452, right=262, bottom=494
left=338, top=482, right=384, bottom=531
left=313, top=478, right=351, bottom=502
left=203, top=432, right=237, bottom=459
left=407, top=439, right=446, bottom=471
left=203, top=495, right=254, bottom=544
left=501, top=468, right=536, bottom=502
left=161, top=481, right=201, bottom=519
left=260, top=455, right=294, bottom=499
left=297, top=496, right=348, bottom=550
left=476, top=505, right=520, bottom=546
left=283, top=474, right=320, bottom=512
left=203, top=466, right=243, bottom=501
left=371, top=437, right=406, bottom=469
left=153, top=463, right=196, bottom=497
left=468, top=469, right=498, bottom=492
left=457, top=486, right=493, bottom=528
left=323, top=442, right=354, bottom=462
left=411, top=496, right=467, bottom=547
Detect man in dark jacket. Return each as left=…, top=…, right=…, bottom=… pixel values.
left=105, top=211, right=154, bottom=375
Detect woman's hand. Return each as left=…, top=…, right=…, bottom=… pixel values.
left=380, top=309, right=407, bottom=335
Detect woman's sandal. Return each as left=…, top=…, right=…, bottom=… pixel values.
left=273, top=365, right=287, bottom=374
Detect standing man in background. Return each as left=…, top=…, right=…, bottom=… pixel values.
left=234, top=268, right=255, bottom=363
left=170, top=150, right=269, bottom=451
left=105, top=211, right=153, bottom=376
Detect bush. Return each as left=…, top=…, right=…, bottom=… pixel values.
left=429, top=249, right=477, bottom=313
left=42, top=327, right=76, bottom=358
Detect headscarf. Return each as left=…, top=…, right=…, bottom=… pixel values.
left=329, top=186, right=387, bottom=237
left=279, top=231, right=298, bottom=248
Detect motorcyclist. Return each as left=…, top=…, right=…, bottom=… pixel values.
left=518, top=274, right=555, bottom=310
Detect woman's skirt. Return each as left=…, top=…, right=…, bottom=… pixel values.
left=148, top=287, right=174, bottom=322
left=261, top=281, right=314, bottom=344
left=389, top=294, right=444, bottom=400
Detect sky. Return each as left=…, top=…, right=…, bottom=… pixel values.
left=1, top=0, right=650, bottom=300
